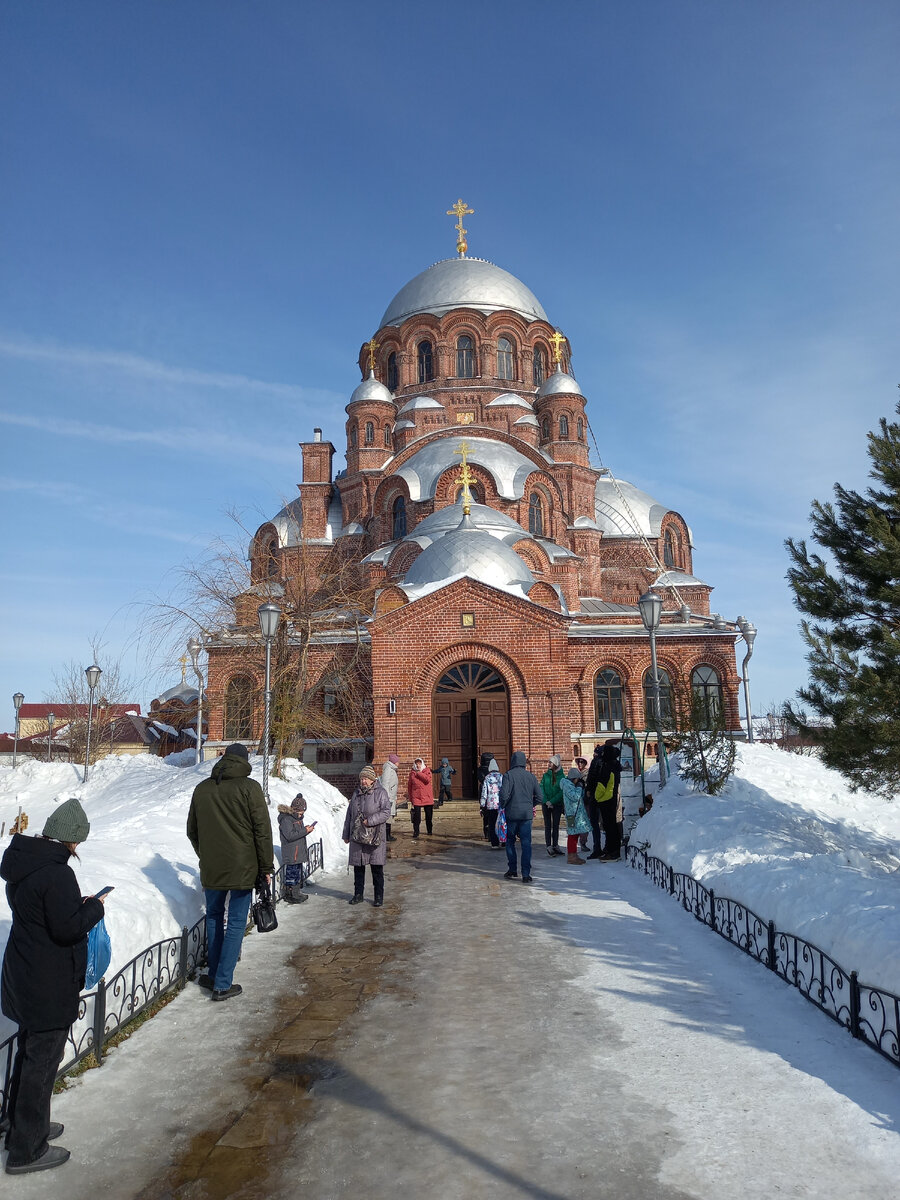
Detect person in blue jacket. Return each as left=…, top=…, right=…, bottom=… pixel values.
left=432, top=757, right=456, bottom=806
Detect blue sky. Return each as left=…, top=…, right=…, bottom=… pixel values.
left=2, top=1, right=898, bottom=724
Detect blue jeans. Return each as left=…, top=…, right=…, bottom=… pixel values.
left=204, top=888, right=253, bottom=992
left=505, top=818, right=532, bottom=877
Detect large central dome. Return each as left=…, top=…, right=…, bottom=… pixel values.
left=380, top=257, right=549, bottom=328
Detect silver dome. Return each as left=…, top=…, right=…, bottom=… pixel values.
left=654, top=569, right=709, bottom=588
left=537, top=369, right=583, bottom=398
left=411, top=501, right=529, bottom=546
left=397, top=395, right=444, bottom=415
left=403, top=512, right=535, bottom=591
left=349, top=371, right=394, bottom=407
left=594, top=478, right=668, bottom=538
left=397, top=435, right=546, bottom=501
left=380, top=258, right=549, bottom=327
left=266, top=497, right=303, bottom=548
left=487, top=393, right=533, bottom=409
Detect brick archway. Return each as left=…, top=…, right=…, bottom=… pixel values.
left=431, top=660, right=511, bottom=799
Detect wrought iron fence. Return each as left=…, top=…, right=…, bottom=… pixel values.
left=0, top=839, right=324, bottom=1124
left=625, top=843, right=900, bottom=1070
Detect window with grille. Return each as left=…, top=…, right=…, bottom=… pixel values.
left=559, top=415, right=569, bottom=438
left=364, top=421, right=374, bottom=445
left=692, top=665, right=722, bottom=727
left=594, top=668, right=625, bottom=731
left=224, top=676, right=255, bottom=740
left=643, top=668, right=673, bottom=726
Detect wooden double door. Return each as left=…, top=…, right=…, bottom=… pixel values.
left=431, top=662, right=510, bottom=799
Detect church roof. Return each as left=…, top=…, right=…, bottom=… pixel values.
left=594, top=477, right=670, bottom=538
left=411, top=501, right=529, bottom=546
left=397, top=435, right=547, bottom=501
left=402, top=511, right=535, bottom=592
left=349, top=371, right=394, bottom=406
left=537, top=369, right=583, bottom=398
left=379, top=258, right=549, bottom=328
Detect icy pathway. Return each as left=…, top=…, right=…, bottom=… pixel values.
left=4, top=839, right=900, bottom=1198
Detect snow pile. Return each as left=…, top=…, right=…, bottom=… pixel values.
left=631, top=742, right=900, bottom=996
left=0, top=752, right=349, bottom=1041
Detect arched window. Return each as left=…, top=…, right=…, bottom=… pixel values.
left=364, top=421, right=375, bottom=446
left=384, top=423, right=392, bottom=447
left=392, top=496, right=407, bottom=540
left=533, top=345, right=546, bottom=387
left=643, top=668, right=673, bottom=726
left=664, top=528, right=677, bottom=568
left=577, top=416, right=584, bottom=439
left=541, top=416, right=551, bottom=441
left=349, top=425, right=357, bottom=449
left=692, top=665, right=722, bottom=727
left=456, top=335, right=476, bottom=379
left=224, top=676, right=254, bottom=741
left=497, top=336, right=515, bottom=380
left=265, top=538, right=279, bottom=579
left=528, top=493, right=544, bottom=537
left=594, top=668, right=626, bottom=731
left=417, top=340, right=434, bottom=384
left=386, top=352, right=399, bottom=392
left=559, top=414, right=569, bottom=439
left=455, top=480, right=483, bottom=504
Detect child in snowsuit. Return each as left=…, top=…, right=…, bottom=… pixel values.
left=277, top=793, right=315, bottom=902
left=433, top=757, right=456, bottom=806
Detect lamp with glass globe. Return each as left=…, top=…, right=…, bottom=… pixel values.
left=84, top=664, right=102, bottom=782
left=638, top=589, right=667, bottom=787
left=258, top=603, right=281, bottom=805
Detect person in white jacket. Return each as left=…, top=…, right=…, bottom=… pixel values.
left=380, top=753, right=400, bottom=843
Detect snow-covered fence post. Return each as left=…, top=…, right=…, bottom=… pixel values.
left=767, top=921, right=776, bottom=971
left=178, top=926, right=189, bottom=985
left=93, top=981, right=107, bottom=1066
left=850, top=971, right=861, bottom=1039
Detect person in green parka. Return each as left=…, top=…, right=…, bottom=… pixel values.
left=540, top=754, right=565, bottom=856
left=187, top=744, right=274, bottom=1002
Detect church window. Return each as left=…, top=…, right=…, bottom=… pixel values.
left=418, top=340, right=434, bottom=384
left=224, top=676, right=255, bottom=741
left=392, top=495, right=407, bottom=540
left=643, top=668, right=673, bottom=726
left=364, top=421, right=375, bottom=446
left=559, top=414, right=569, bottom=439
left=350, top=425, right=357, bottom=449
left=384, top=423, right=392, bottom=447
left=455, top=480, right=483, bottom=504
left=691, top=665, right=722, bottom=727
left=541, top=416, right=551, bottom=441
left=533, top=345, right=546, bottom=386
left=528, top=493, right=544, bottom=537
left=594, top=668, right=625, bottom=731
left=456, top=335, right=476, bottom=379
left=497, top=337, right=515, bottom=380
left=265, top=538, right=279, bottom=579
left=664, top=528, right=677, bottom=568
left=577, top=416, right=584, bottom=439
left=387, top=352, right=399, bottom=391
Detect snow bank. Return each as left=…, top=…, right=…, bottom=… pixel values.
left=631, top=742, right=900, bottom=997
left=0, top=752, right=349, bottom=1041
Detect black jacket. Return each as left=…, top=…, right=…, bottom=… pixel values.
left=1, top=835, right=104, bottom=1031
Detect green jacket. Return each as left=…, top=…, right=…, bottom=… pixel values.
left=187, top=755, right=274, bottom=890
left=540, top=767, right=564, bottom=806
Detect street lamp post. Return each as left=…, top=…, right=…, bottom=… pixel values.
left=12, top=692, right=24, bottom=768
left=47, top=711, right=55, bottom=763
left=257, top=603, right=281, bottom=806
left=638, top=589, right=667, bottom=787
left=736, top=617, right=758, bottom=743
left=187, top=634, right=205, bottom=767
left=84, top=665, right=102, bottom=782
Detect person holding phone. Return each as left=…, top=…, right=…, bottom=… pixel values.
left=277, top=793, right=315, bottom=903
left=1, top=798, right=105, bottom=1175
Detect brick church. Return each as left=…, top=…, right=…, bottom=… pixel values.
left=204, top=206, right=745, bottom=795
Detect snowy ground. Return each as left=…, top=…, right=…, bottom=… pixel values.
left=0, top=751, right=350, bottom=1043
left=631, top=742, right=900, bottom=997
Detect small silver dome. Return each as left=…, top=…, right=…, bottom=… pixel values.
left=537, top=369, right=583, bottom=398
left=403, top=511, right=535, bottom=591
left=397, top=395, right=445, bottom=415
left=380, top=257, right=549, bottom=327
left=412, top=501, right=528, bottom=546
left=487, top=393, right=532, bottom=409
left=349, top=371, right=394, bottom=407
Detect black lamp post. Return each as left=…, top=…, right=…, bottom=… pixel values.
left=638, top=589, right=667, bottom=787
left=84, top=664, right=102, bottom=781
left=12, top=692, right=23, bottom=768
left=257, top=603, right=281, bottom=805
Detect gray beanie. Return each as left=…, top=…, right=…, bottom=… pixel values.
left=43, top=797, right=90, bottom=844
left=225, top=743, right=250, bottom=760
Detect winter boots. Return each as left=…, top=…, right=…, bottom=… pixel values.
left=567, top=852, right=586, bottom=865
left=283, top=885, right=309, bottom=904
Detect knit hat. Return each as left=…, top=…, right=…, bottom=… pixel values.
left=549, top=754, right=561, bottom=768
left=43, top=798, right=90, bottom=844
left=488, top=758, right=499, bottom=773
left=291, top=793, right=307, bottom=813
left=388, top=753, right=400, bottom=765
left=359, top=765, right=377, bottom=781
left=567, top=767, right=582, bottom=781
left=225, top=743, right=249, bottom=760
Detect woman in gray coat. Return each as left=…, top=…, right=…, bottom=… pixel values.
left=342, top=766, right=391, bottom=907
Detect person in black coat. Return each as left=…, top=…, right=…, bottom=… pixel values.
left=1, top=798, right=105, bottom=1175
left=584, top=744, right=605, bottom=859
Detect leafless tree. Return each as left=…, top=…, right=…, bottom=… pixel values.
left=46, top=637, right=136, bottom=764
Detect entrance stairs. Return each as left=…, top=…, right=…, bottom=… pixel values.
left=390, top=798, right=484, bottom=840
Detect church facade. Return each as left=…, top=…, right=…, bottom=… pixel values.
left=204, top=217, right=746, bottom=795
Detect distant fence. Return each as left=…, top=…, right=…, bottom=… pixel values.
left=625, top=843, right=900, bottom=1070
left=0, top=840, right=323, bottom=1123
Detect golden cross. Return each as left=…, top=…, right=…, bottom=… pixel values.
left=179, top=654, right=188, bottom=684
left=549, top=329, right=567, bottom=366
left=365, top=337, right=379, bottom=372
left=446, top=198, right=474, bottom=257
left=454, top=439, right=475, bottom=514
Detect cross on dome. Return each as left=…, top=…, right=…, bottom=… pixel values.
left=446, top=198, right=474, bottom=258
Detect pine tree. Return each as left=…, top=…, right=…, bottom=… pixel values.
left=785, top=398, right=900, bottom=796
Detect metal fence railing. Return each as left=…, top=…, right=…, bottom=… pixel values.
left=0, top=840, right=324, bottom=1124
left=625, top=843, right=900, bottom=1070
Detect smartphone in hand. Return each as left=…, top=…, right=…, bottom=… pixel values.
left=95, top=886, right=115, bottom=899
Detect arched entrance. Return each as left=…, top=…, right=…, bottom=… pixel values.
left=432, top=661, right=510, bottom=799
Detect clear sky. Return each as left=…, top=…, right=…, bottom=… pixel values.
left=2, top=1, right=898, bottom=726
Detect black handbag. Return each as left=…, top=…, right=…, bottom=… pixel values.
left=251, top=877, right=278, bottom=934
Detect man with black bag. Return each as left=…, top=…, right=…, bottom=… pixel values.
left=187, top=743, right=274, bottom=1002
